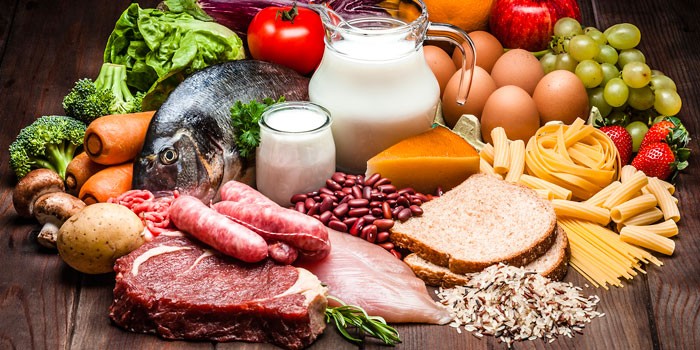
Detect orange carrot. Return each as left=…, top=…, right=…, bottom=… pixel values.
left=65, top=152, right=109, bottom=195
left=84, top=111, right=155, bottom=165
left=79, top=162, right=133, bottom=205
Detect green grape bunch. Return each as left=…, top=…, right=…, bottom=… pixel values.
left=541, top=17, right=683, bottom=127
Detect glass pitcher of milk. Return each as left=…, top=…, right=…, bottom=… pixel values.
left=308, top=0, right=476, bottom=174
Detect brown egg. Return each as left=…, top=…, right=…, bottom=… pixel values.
left=442, top=66, right=497, bottom=128
left=481, top=85, right=540, bottom=144
left=424, top=45, right=457, bottom=97
left=490, top=49, right=544, bottom=95
left=452, top=31, right=504, bottom=73
left=533, top=70, right=590, bottom=125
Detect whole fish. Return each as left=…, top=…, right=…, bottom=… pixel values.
left=132, top=60, right=310, bottom=203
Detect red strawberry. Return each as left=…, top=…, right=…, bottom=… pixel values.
left=631, top=142, right=688, bottom=180
left=599, top=125, right=633, bottom=165
left=639, top=116, right=690, bottom=151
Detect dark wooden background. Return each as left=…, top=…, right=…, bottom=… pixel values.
left=0, top=0, right=698, bottom=349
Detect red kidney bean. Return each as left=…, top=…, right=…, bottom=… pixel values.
left=397, top=207, right=412, bottom=222
left=373, top=177, right=390, bottom=188
left=382, top=202, right=392, bottom=219
left=343, top=217, right=358, bottom=227
left=390, top=249, right=402, bottom=259
left=397, top=195, right=410, bottom=207
left=307, top=203, right=320, bottom=216
left=376, top=231, right=390, bottom=243
left=436, top=187, right=444, bottom=196
left=392, top=205, right=404, bottom=218
left=288, top=172, right=430, bottom=257
left=362, top=214, right=377, bottom=223
left=377, top=184, right=397, bottom=193
left=304, top=197, right=316, bottom=210
left=351, top=186, right=363, bottom=200
left=362, top=186, right=372, bottom=200
left=398, top=187, right=415, bottom=196
left=374, top=218, right=394, bottom=231
left=294, top=201, right=305, bottom=213
left=364, top=225, right=378, bottom=243
left=349, top=217, right=365, bottom=236
left=348, top=198, right=369, bottom=208
left=320, top=193, right=336, bottom=203
left=370, top=192, right=385, bottom=201
left=319, top=196, right=334, bottom=213
left=312, top=214, right=320, bottom=220
left=326, top=179, right=342, bottom=191
left=319, top=211, right=333, bottom=224
left=348, top=207, right=369, bottom=217
left=290, top=193, right=307, bottom=204
left=364, top=173, right=381, bottom=187
left=410, top=205, right=424, bottom=216
left=332, top=203, right=349, bottom=217
left=413, top=193, right=429, bottom=202
left=378, top=241, right=394, bottom=250
left=328, top=220, right=347, bottom=232
left=332, top=172, right=346, bottom=183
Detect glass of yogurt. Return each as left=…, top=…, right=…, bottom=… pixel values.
left=256, top=102, right=335, bottom=206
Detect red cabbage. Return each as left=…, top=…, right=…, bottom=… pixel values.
left=166, top=0, right=389, bottom=38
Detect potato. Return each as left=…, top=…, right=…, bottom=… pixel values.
left=57, top=203, right=145, bottom=274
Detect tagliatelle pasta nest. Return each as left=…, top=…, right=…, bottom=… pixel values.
left=524, top=118, right=621, bottom=201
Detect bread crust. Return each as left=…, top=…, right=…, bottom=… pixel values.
left=391, top=174, right=558, bottom=275
left=404, top=226, right=570, bottom=288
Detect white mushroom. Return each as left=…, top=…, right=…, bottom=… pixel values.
left=12, top=169, right=65, bottom=218
left=34, top=192, right=86, bottom=249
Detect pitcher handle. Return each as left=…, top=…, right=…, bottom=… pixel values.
left=426, top=23, right=476, bottom=105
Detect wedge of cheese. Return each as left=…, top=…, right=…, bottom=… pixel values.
left=366, top=126, right=479, bottom=194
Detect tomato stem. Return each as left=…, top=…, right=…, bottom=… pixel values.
left=276, top=2, right=299, bottom=24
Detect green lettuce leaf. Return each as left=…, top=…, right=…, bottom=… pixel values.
left=104, top=3, right=245, bottom=110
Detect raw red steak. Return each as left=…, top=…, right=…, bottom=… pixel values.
left=109, top=232, right=327, bottom=350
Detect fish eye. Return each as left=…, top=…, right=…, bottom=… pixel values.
left=159, top=148, right=178, bottom=165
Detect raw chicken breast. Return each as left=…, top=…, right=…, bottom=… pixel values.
left=297, top=229, right=452, bottom=324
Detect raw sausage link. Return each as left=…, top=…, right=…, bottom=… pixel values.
left=169, top=195, right=268, bottom=263
left=213, top=201, right=331, bottom=262
left=219, top=181, right=278, bottom=207
left=267, top=242, right=299, bottom=265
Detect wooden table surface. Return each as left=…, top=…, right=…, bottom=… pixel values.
left=0, top=1, right=698, bottom=349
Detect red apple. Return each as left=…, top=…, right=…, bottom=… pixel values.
left=489, top=0, right=582, bottom=51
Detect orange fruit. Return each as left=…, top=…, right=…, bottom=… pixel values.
left=424, top=0, right=495, bottom=33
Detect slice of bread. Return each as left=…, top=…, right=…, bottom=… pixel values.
left=404, top=225, right=570, bottom=287
left=391, top=174, right=557, bottom=274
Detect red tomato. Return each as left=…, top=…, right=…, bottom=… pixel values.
left=247, top=5, right=325, bottom=75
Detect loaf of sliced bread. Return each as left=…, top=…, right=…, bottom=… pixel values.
left=404, top=225, right=570, bottom=287
left=391, top=174, right=557, bottom=274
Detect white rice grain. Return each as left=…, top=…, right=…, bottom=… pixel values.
left=436, top=263, right=604, bottom=348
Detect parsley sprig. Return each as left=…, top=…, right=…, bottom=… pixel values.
left=325, top=296, right=402, bottom=346
left=230, top=96, right=285, bottom=158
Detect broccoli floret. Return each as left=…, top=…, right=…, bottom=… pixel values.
left=9, top=116, right=87, bottom=179
left=62, top=63, right=143, bottom=123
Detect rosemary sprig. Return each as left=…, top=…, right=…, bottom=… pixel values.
left=324, top=295, right=401, bottom=346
